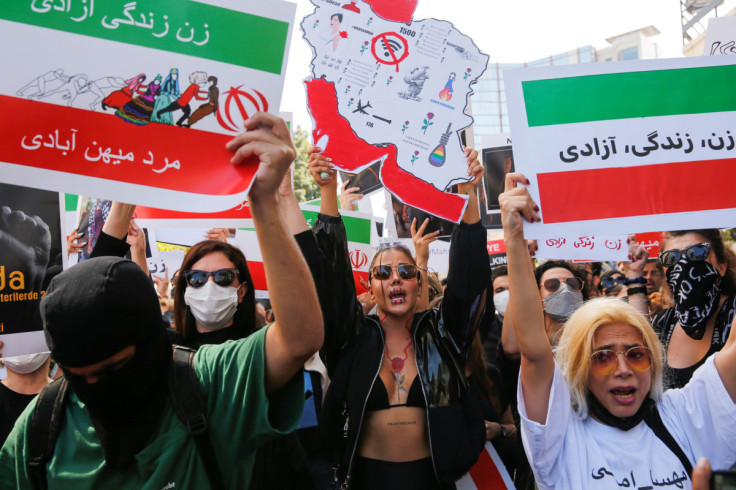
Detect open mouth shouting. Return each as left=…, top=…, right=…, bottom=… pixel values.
left=610, top=386, right=637, bottom=405
left=389, top=287, right=407, bottom=305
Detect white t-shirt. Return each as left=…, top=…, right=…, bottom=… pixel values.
left=518, top=354, right=736, bottom=489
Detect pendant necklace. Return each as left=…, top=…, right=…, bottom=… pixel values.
left=382, top=317, right=413, bottom=372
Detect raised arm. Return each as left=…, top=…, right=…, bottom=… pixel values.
left=227, top=112, right=323, bottom=395
left=622, top=234, right=650, bottom=319
left=307, top=146, right=339, bottom=217
left=306, top=146, right=364, bottom=376
left=499, top=172, right=552, bottom=424
left=441, top=149, right=489, bottom=355
left=715, top=314, right=736, bottom=403
left=411, top=217, right=438, bottom=312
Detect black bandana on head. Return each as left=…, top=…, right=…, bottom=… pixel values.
left=666, top=259, right=722, bottom=340
left=42, top=256, right=172, bottom=468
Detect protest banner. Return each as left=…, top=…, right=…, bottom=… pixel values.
left=134, top=203, right=253, bottom=228
left=388, top=193, right=455, bottom=239
left=302, top=0, right=488, bottom=223
left=487, top=239, right=508, bottom=268
left=235, top=205, right=374, bottom=293
left=535, top=234, right=629, bottom=261
left=636, top=231, right=665, bottom=258
left=0, top=0, right=295, bottom=212
left=0, top=183, right=65, bottom=357
left=480, top=133, right=513, bottom=230
left=505, top=56, right=736, bottom=238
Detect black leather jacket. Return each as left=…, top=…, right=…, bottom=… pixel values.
left=308, top=213, right=489, bottom=488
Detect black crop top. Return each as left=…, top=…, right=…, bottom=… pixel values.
left=365, top=375, right=426, bottom=411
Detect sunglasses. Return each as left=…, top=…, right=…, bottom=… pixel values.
left=183, top=268, right=238, bottom=288
left=658, top=242, right=711, bottom=268
left=371, top=264, right=420, bottom=281
left=590, top=346, right=652, bottom=375
left=600, top=275, right=625, bottom=290
left=542, top=276, right=584, bottom=293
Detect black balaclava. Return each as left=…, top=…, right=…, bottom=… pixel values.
left=41, top=256, right=171, bottom=469
left=666, top=258, right=722, bottom=340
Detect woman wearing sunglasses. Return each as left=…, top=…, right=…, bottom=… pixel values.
left=500, top=172, right=736, bottom=489
left=169, top=241, right=257, bottom=347
left=307, top=147, right=489, bottom=490
left=653, top=230, right=736, bottom=389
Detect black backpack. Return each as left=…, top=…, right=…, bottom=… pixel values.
left=26, top=346, right=225, bottom=490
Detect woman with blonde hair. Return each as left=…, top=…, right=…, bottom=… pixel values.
left=500, top=172, right=736, bottom=489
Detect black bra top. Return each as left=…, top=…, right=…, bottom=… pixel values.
left=366, top=375, right=425, bottom=411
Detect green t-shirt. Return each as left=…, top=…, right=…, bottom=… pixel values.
left=0, top=326, right=304, bottom=489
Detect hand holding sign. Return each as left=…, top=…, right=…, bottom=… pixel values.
left=499, top=173, right=540, bottom=238
left=228, top=113, right=296, bottom=200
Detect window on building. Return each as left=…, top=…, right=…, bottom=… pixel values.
left=618, top=47, right=638, bottom=60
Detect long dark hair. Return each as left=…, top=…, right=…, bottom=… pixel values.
left=173, top=240, right=256, bottom=341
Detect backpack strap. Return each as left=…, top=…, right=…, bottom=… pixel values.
left=27, top=377, right=70, bottom=490
left=169, top=346, right=225, bottom=490
left=643, top=403, right=693, bottom=479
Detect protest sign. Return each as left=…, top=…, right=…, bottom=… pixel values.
left=302, top=0, right=488, bottom=223
left=235, top=205, right=374, bottom=293
left=0, top=183, right=64, bottom=357
left=705, top=17, right=736, bottom=56
left=480, top=133, right=513, bottom=230
left=505, top=56, right=736, bottom=238
left=0, top=0, right=295, bottom=212
left=535, top=234, right=629, bottom=261
left=134, top=203, right=253, bottom=228
left=636, top=231, right=665, bottom=258
left=487, top=239, right=508, bottom=268
left=388, top=193, right=455, bottom=239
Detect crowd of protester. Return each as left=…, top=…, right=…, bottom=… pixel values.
left=0, top=112, right=735, bottom=489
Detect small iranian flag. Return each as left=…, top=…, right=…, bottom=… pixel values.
left=237, top=205, right=373, bottom=293
left=505, top=56, right=736, bottom=238
left=456, top=442, right=515, bottom=490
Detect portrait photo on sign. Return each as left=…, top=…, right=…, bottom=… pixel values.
left=75, top=197, right=112, bottom=262
left=339, top=159, right=383, bottom=196
left=482, top=145, right=515, bottom=213
left=0, top=183, right=63, bottom=341
left=389, top=194, right=454, bottom=239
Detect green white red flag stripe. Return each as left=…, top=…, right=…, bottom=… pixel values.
left=505, top=56, right=736, bottom=238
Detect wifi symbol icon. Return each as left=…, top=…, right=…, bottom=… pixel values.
left=381, top=38, right=403, bottom=57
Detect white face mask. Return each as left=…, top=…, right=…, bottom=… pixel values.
left=3, top=352, right=50, bottom=374
left=184, top=280, right=240, bottom=330
left=493, top=290, right=509, bottom=317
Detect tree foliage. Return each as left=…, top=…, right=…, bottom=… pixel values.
left=292, top=126, right=320, bottom=203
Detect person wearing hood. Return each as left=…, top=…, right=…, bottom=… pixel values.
left=653, top=229, right=736, bottom=389
left=0, top=113, right=324, bottom=489
left=0, top=350, right=51, bottom=445
left=500, top=172, right=736, bottom=489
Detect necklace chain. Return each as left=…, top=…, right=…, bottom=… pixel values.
left=382, top=317, right=413, bottom=372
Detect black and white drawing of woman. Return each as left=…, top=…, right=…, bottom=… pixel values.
left=115, top=74, right=162, bottom=126
left=151, top=68, right=180, bottom=125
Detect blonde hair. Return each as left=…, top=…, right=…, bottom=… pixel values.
left=555, top=297, right=665, bottom=418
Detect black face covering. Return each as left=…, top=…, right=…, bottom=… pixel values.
left=588, top=393, right=654, bottom=431
left=666, top=259, right=722, bottom=340
left=42, top=256, right=172, bottom=468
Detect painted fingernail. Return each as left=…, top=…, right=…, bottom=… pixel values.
left=533, top=205, right=539, bottom=211
left=525, top=178, right=531, bottom=185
